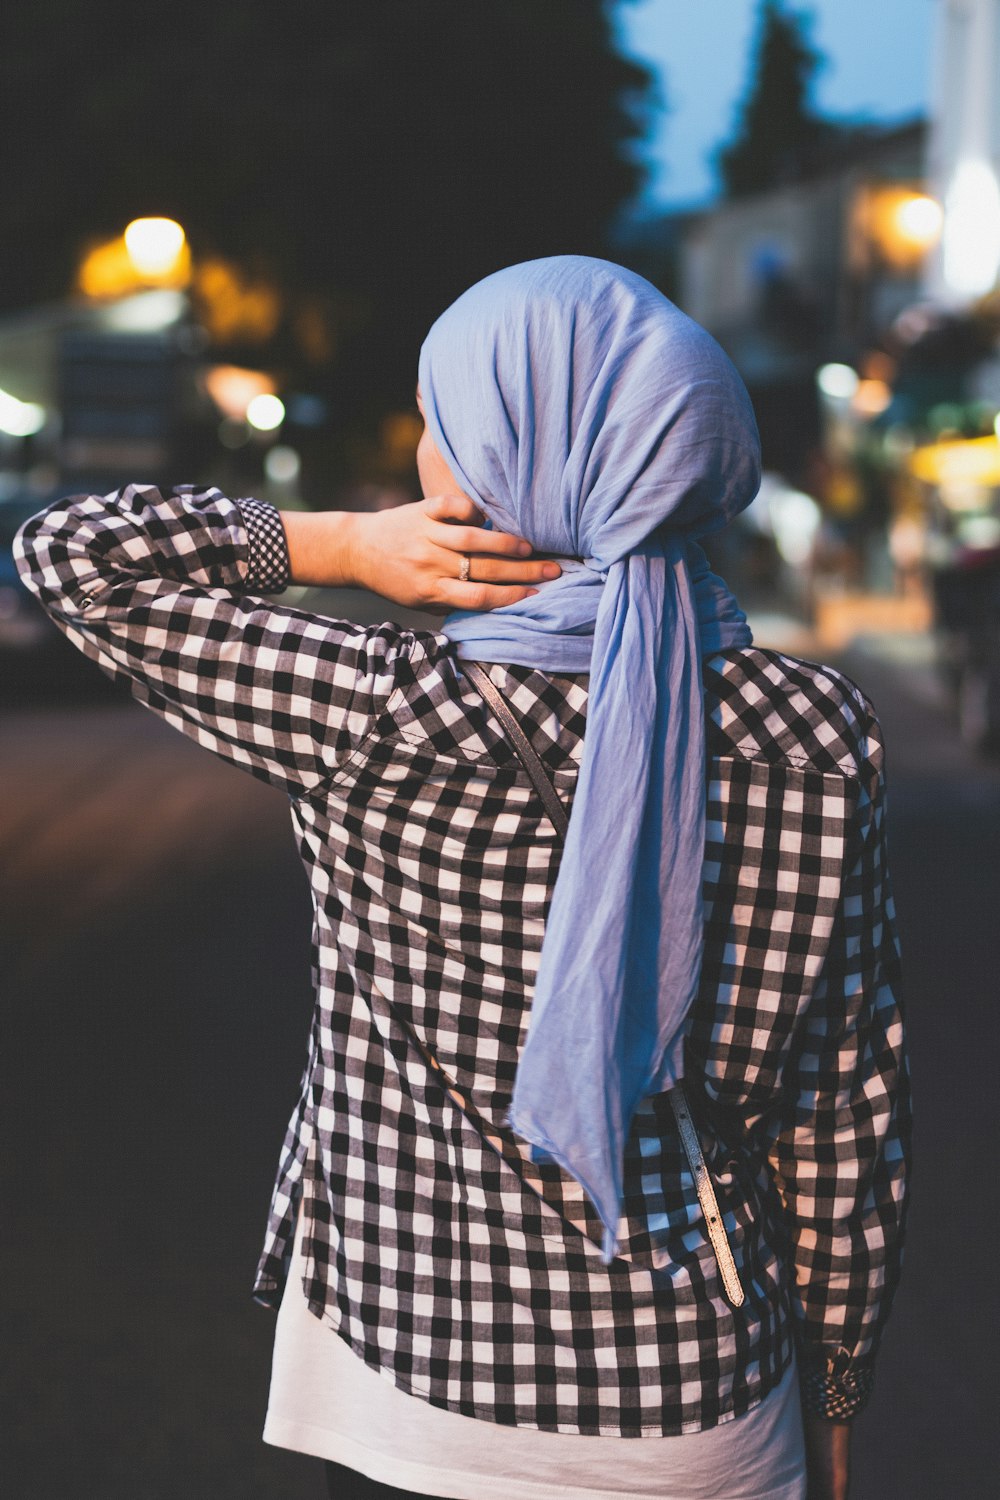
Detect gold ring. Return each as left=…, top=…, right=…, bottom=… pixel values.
left=458, top=554, right=471, bottom=583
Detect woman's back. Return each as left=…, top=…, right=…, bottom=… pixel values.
left=252, top=627, right=906, bottom=1435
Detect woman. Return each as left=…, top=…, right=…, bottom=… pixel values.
left=16, top=257, right=910, bottom=1500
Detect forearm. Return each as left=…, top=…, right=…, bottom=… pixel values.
left=280, top=508, right=361, bottom=588
left=803, top=1414, right=852, bottom=1500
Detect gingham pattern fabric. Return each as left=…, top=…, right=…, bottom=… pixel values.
left=240, top=494, right=293, bottom=592
left=16, top=484, right=911, bottom=1434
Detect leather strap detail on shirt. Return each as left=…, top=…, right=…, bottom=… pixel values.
left=461, top=660, right=746, bottom=1310
left=668, top=1089, right=746, bottom=1309
left=462, top=663, right=570, bottom=838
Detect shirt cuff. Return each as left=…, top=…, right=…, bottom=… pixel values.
left=798, top=1345, right=875, bottom=1420
left=239, top=496, right=291, bottom=593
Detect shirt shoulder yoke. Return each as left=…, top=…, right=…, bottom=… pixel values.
left=703, top=646, right=878, bottom=779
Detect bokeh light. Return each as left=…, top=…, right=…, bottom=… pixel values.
left=264, top=445, right=301, bottom=483
left=123, top=218, right=187, bottom=278
left=816, top=363, right=860, bottom=401
left=246, top=393, right=285, bottom=431
left=0, top=388, right=46, bottom=437
left=894, top=193, right=943, bottom=249
left=942, top=161, right=1000, bottom=297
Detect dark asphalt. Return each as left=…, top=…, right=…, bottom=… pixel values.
left=2, top=622, right=998, bottom=1499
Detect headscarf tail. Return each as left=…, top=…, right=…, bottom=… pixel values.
left=419, top=257, right=760, bottom=1254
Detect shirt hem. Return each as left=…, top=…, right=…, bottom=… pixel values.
left=307, top=1297, right=795, bottom=1436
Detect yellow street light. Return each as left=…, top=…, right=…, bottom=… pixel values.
left=909, top=434, right=1000, bottom=488
left=124, top=218, right=187, bottom=278
left=204, top=365, right=275, bottom=422
left=852, top=186, right=943, bottom=271
left=894, top=194, right=943, bottom=251
left=79, top=218, right=190, bottom=298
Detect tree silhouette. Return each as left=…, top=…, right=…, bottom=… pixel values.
left=717, top=0, right=835, bottom=199
left=0, top=1, right=654, bottom=427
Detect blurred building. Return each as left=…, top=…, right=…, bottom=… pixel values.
left=0, top=220, right=340, bottom=510
left=0, top=290, right=202, bottom=484
left=925, top=0, right=1000, bottom=304
left=676, top=120, right=931, bottom=475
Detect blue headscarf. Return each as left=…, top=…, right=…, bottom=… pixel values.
left=418, top=257, right=760, bottom=1261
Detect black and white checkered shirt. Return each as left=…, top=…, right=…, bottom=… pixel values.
left=16, top=484, right=911, bottom=1435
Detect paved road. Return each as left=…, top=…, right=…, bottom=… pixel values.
left=831, top=640, right=999, bottom=1500
left=2, top=625, right=998, bottom=1498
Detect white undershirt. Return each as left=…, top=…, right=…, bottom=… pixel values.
left=263, top=1192, right=807, bottom=1500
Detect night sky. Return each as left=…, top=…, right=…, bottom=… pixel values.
left=616, top=0, right=937, bottom=208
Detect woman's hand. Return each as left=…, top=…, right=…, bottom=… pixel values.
left=283, top=495, right=560, bottom=611
left=803, top=1415, right=852, bottom=1500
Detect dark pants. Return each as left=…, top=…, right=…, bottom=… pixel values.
left=325, top=1459, right=440, bottom=1499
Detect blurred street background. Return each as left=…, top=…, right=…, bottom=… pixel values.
left=2, top=2, right=999, bottom=1495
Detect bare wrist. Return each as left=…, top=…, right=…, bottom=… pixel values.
left=281, top=509, right=361, bottom=588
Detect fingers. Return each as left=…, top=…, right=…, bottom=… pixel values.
left=460, top=556, right=562, bottom=585
left=416, top=495, right=562, bottom=610
left=428, top=520, right=533, bottom=558
left=422, top=493, right=484, bottom=525
left=435, top=579, right=543, bottom=612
